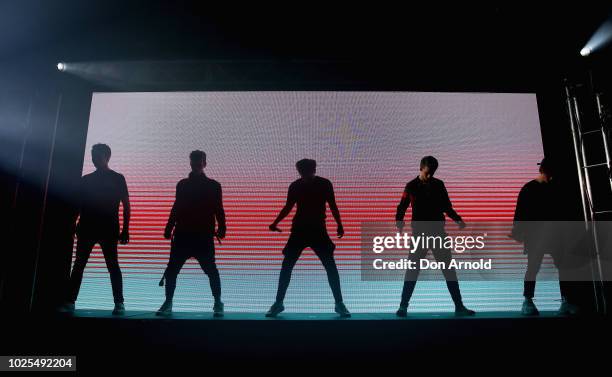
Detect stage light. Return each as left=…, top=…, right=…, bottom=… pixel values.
left=57, top=62, right=66, bottom=71
left=580, top=16, right=612, bottom=57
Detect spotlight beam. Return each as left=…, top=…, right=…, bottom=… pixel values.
left=580, top=16, right=612, bottom=57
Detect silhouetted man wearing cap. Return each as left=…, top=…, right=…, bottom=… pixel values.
left=512, top=157, right=579, bottom=316
left=395, top=156, right=475, bottom=317
left=266, top=159, right=350, bottom=318
left=60, top=143, right=130, bottom=315
left=156, top=150, right=225, bottom=317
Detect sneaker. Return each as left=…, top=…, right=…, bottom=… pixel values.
left=455, top=304, right=476, bottom=317
left=265, top=302, right=285, bottom=317
left=521, top=298, right=539, bottom=316
left=396, top=303, right=408, bottom=318
left=334, top=302, right=351, bottom=318
left=558, top=298, right=580, bottom=316
left=112, top=303, right=125, bottom=316
left=156, top=300, right=173, bottom=316
left=213, top=301, right=224, bottom=318
left=57, top=302, right=75, bottom=313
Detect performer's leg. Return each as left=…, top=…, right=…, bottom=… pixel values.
left=432, top=246, right=462, bottom=306
left=399, top=247, right=428, bottom=306
left=67, top=237, right=96, bottom=304
left=524, top=251, right=544, bottom=299
left=194, top=237, right=221, bottom=302
left=432, top=244, right=475, bottom=315
left=312, top=241, right=343, bottom=303
left=275, top=237, right=304, bottom=303
left=100, top=238, right=124, bottom=304
left=164, top=244, right=189, bottom=301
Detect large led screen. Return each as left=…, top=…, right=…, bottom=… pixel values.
left=74, top=91, right=561, bottom=313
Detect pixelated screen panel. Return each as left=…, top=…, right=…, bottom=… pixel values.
left=75, top=91, right=560, bottom=313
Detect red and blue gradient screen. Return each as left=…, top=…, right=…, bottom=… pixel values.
left=76, top=91, right=560, bottom=313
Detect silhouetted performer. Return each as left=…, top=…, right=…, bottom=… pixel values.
left=156, top=150, right=225, bottom=317
left=395, top=156, right=475, bottom=317
left=511, top=157, right=578, bottom=316
left=266, top=159, right=350, bottom=317
left=60, top=143, right=129, bottom=315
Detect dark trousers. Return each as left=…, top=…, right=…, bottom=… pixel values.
left=400, top=234, right=463, bottom=306
left=275, top=230, right=343, bottom=303
left=523, top=251, right=568, bottom=299
left=68, top=236, right=124, bottom=304
left=164, top=233, right=221, bottom=301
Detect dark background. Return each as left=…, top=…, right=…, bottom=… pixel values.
left=2, top=0, right=611, bottom=313
left=0, top=2, right=611, bottom=369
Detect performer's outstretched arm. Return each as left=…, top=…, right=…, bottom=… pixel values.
left=269, top=185, right=297, bottom=232
left=441, top=182, right=465, bottom=228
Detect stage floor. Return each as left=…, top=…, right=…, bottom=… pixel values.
left=2, top=308, right=608, bottom=370
left=63, top=309, right=563, bottom=320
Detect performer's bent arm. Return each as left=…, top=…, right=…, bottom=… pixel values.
left=327, top=182, right=344, bottom=238
left=119, top=175, right=131, bottom=244
left=510, top=185, right=528, bottom=242
left=73, top=179, right=83, bottom=236
left=215, top=184, right=227, bottom=239
left=395, top=185, right=411, bottom=230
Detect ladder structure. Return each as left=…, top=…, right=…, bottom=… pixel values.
left=565, top=82, right=612, bottom=314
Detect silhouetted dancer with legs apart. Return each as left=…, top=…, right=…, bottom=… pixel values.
left=511, top=158, right=579, bottom=316
left=266, top=159, right=350, bottom=318
left=59, top=143, right=129, bottom=315
left=156, top=150, right=225, bottom=317
left=395, top=156, right=475, bottom=317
